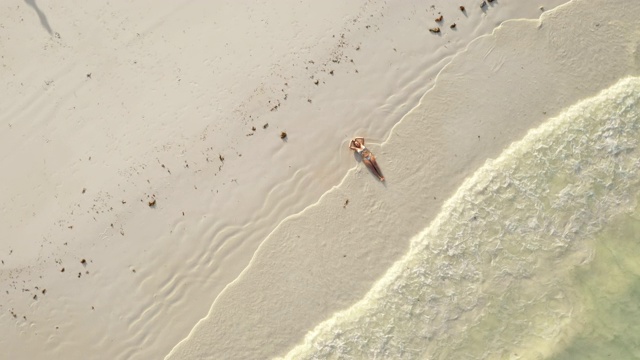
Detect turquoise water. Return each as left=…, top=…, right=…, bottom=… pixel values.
left=284, top=77, right=640, bottom=359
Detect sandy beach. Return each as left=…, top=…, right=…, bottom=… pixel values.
left=2, top=0, right=640, bottom=359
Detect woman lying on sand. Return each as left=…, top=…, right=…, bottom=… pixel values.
left=349, top=137, right=385, bottom=182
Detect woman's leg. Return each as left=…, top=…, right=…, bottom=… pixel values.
left=370, top=156, right=384, bottom=181
left=364, top=157, right=385, bottom=181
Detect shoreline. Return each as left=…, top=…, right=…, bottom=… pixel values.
left=167, top=0, right=640, bottom=358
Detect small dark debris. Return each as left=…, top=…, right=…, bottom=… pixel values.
left=42, top=289, right=46, bottom=295
left=329, top=70, right=334, bottom=75
left=121, top=200, right=126, bottom=204
left=132, top=269, right=136, bottom=273
left=219, top=154, right=225, bottom=162
left=307, top=99, right=312, bottom=103
left=450, top=23, right=457, bottom=29
left=460, top=5, right=465, bottom=11
left=435, top=15, right=443, bottom=22
left=148, top=199, right=156, bottom=207
left=81, top=259, right=86, bottom=265
left=33, top=294, right=38, bottom=300
left=86, top=73, right=92, bottom=79
left=252, top=126, right=256, bottom=131
left=280, top=131, right=287, bottom=139
left=263, top=123, right=269, bottom=129
left=314, top=80, right=319, bottom=85
left=68, top=225, right=73, bottom=229
left=429, top=27, right=441, bottom=33
left=343, top=199, right=349, bottom=208
left=82, top=188, right=86, bottom=194
left=77, top=272, right=81, bottom=278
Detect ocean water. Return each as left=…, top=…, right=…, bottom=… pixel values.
left=283, top=77, right=640, bottom=359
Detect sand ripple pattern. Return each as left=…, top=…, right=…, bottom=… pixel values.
left=284, top=77, right=640, bottom=359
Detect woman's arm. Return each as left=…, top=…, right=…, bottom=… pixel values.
left=355, top=137, right=365, bottom=145
left=349, top=140, right=357, bottom=150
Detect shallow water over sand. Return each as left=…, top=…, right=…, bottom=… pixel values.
left=284, top=78, right=640, bottom=359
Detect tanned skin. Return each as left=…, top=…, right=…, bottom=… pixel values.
left=349, top=137, right=384, bottom=181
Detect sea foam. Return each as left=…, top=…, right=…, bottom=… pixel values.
left=284, top=77, right=640, bottom=359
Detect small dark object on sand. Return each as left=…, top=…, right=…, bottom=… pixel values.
left=450, top=23, right=457, bottom=29
left=148, top=199, right=156, bottom=207
left=429, top=27, right=441, bottom=33
left=280, top=131, right=287, bottom=139
left=460, top=5, right=465, bottom=11
left=435, top=15, right=443, bottom=22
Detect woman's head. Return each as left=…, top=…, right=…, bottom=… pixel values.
left=353, top=140, right=361, bottom=147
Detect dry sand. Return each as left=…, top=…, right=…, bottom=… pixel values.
left=4, top=0, right=635, bottom=359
